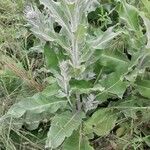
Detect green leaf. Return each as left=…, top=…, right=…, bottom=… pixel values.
left=63, top=128, right=94, bottom=150
left=99, top=72, right=127, bottom=98
left=7, top=94, right=67, bottom=118
left=75, top=24, right=87, bottom=42
left=70, top=79, right=104, bottom=94
left=42, top=82, right=59, bottom=97
left=84, top=109, right=117, bottom=136
left=70, top=80, right=92, bottom=89
left=23, top=113, right=48, bottom=130
left=99, top=50, right=129, bottom=72
left=141, top=0, right=150, bottom=15
left=27, top=6, right=56, bottom=42
left=46, top=111, right=84, bottom=149
left=89, top=27, right=121, bottom=49
left=140, top=15, right=150, bottom=49
left=111, top=96, right=150, bottom=119
left=135, top=77, right=150, bottom=98
left=117, top=0, right=140, bottom=31
left=31, top=27, right=55, bottom=42
left=40, top=0, right=70, bottom=34
left=44, top=42, right=59, bottom=71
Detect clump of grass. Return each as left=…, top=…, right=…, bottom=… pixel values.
left=0, top=0, right=25, bottom=54
left=0, top=0, right=46, bottom=149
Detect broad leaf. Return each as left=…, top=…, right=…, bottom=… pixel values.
left=39, top=0, right=71, bottom=35
left=117, top=0, right=140, bottom=31
left=99, top=50, right=129, bottom=72
left=7, top=94, right=67, bottom=118
left=89, top=27, right=121, bottom=49
left=70, top=79, right=104, bottom=94
left=98, top=72, right=127, bottom=98
left=46, top=111, right=84, bottom=149
left=39, top=0, right=98, bottom=38
left=84, top=109, right=117, bottom=136
left=25, top=5, right=56, bottom=41
left=22, top=112, right=51, bottom=130
left=135, top=77, right=150, bottom=99
left=44, top=42, right=59, bottom=71
left=63, top=129, right=94, bottom=150
left=141, top=0, right=150, bottom=16
left=140, top=14, right=150, bottom=49
left=41, top=82, right=59, bottom=97
left=110, top=95, right=150, bottom=119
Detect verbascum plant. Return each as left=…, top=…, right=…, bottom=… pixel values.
left=1, top=0, right=150, bottom=149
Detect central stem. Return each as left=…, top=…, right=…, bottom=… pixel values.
left=71, top=34, right=79, bottom=68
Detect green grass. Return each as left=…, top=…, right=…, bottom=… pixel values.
left=0, top=1, right=45, bottom=149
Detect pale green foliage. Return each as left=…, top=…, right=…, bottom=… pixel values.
left=135, top=77, right=150, bottom=98
left=141, top=15, right=150, bottom=48
left=84, top=109, right=117, bottom=136
left=7, top=94, right=67, bottom=118
left=99, top=72, right=128, bottom=98
left=63, top=128, right=94, bottom=150
left=46, top=111, right=84, bottom=149
left=117, top=0, right=140, bottom=31
left=1, top=0, right=150, bottom=149
left=89, top=27, right=122, bottom=49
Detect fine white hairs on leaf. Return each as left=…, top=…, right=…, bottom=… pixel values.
left=56, top=60, right=71, bottom=96
left=24, top=5, right=38, bottom=20
left=83, top=94, right=99, bottom=112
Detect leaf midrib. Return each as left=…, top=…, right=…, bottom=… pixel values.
left=20, top=100, right=66, bottom=111
left=51, top=112, right=80, bottom=144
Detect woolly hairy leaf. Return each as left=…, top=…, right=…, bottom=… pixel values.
left=56, top=60, right=71, bottom=98
left=84, top=109, right=117, bottom=136
left=46, top=111, right=84, bottom=149
left=28, top=0, right=99, bottom=68
left=41, top=81, right=59, bottom=97
left=25, top=5, right=56, bottom=41
left=99, top=72, right=127, bottom=98
left=38, top=0, right=99, bottom=42
left=63, top=129, right=94, bottom=150
left=39, top=0, right=98, bottom=32
left=89, top=27, right=121, bottom=49
left=39, top=0, right=71, bottom=35
left=7, top=94, right=67, bottom=118
left=70, top=79, right=104, bottom=94
left=141, top=15, right=150, bottom=49
left=111, top=96, right=150, bottom=120
left=135, top=77, right=150, bottom=99
left=94, top=50, right=129, bottom=98
left=99, top=50, right=129, bottom=72
left=83, top=94, right=99, bottom=113
left=3, top=81, right=61, bottom=130
left=117, top=0, right=140, bottom=31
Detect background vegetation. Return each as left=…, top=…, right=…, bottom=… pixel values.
left=0, top=0, right=150, bottom=150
